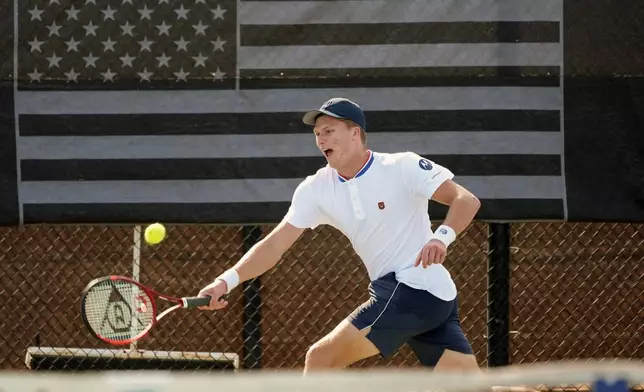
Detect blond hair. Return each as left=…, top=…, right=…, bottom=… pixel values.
left=343, top=119, right=367, bottom=146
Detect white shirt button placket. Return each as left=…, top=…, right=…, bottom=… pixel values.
left=347, top=180, right=365, bottom=220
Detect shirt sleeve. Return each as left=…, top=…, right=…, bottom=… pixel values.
left=400, top=152, right=455, bottom=199
left=284, top=178, right=324, bottom=229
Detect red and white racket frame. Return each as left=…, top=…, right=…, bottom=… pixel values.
left=80, top=275, right=211, bottom=345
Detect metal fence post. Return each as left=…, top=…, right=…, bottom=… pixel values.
left=487, top=223, right=511, bottom=366
left=242, top=226, right=263, bottom=369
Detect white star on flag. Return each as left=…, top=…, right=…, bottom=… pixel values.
left=156, top=21, right=171, bottom=36
left=65, top=68, right=80, bottom=82
left=174, top=37, right=189, bottom=52
left=47, top=22, right=62, bottom=37
left=83, top=53, right=99, bottom=68
left=46, top=53, right=62, bottom=68
left=120, top=21, right=135, bottom=36
left=174, top=68, right=189, bottom=82
left=175, top=5, right=189, bottom=20
left=211, top=36, right=226, bottom=52
left=83, top=21, right=99, bottom=36
left=102, top=6, right=116, bottom=20
left=65, top=5, right=80, bottom=20
left=138, top=37, right=154, bottom=52
left=193, top=20, right=208, bottom=36
left=28, top=6, right=44, bottom=21
left=65, top=37, right=81, bottom=52
left=211, top=67, right=226, bottom=81
left=120, top=53, right=135, bottom=67
left=156, top=53, right=171, bottom=67
left=211, top=5, right=226, bottom=20
left=29, top=38, right=44, bottom=52
left=101, top=68, right=116, bottom=82
left=192, top=52, right=207, bottom=67
left=28, top=68, right=43, bottom=82
left=138, top=6, right=153, bottom=20
left=138, top=68, right=153, bottom=82
left=102, top=37, right=116, bottom=52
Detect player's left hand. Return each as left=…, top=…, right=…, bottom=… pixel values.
left=415, top=239, right=447, bottom=268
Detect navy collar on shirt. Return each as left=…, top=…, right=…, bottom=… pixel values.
left=337, top=150, right=374, bottom=183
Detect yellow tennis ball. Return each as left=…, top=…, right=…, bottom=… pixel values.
left=144, top=223, right=166, bottom=245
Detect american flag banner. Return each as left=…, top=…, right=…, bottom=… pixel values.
left=14, top=0, right=565, bottom=224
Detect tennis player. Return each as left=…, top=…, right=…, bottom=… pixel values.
left=198, top=98, right=482, bottom=372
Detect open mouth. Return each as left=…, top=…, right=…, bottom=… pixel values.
left=323, top=149, right=334, bottom=158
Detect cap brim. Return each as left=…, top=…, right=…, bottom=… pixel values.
left=302, top=109, right=342, bottom=126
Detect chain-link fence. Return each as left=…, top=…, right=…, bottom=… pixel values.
left=1, top=222, right=642, bottom=371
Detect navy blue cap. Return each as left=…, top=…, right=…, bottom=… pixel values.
left=302, top=98, right=366, bottom=131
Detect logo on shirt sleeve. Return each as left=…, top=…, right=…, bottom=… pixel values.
left=418, top=158, right=433, bottom=171
left=378, top=201, right=385, bottom=210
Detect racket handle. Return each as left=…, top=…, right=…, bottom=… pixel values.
left=182, top=296, right=212, bottom=308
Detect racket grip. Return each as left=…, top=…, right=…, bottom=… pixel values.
left=182, top=296, right=212, bottom=308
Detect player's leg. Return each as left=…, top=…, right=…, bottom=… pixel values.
left=434, top=348, right=479, bottom=371
left=304, top=272, right=411, bottom=372
left=408, top=295, right=479, bottom=372
left=303, top=318, right=380, bottom=372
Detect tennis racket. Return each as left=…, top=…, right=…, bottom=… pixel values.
left=80, top=275, right=212, bottom=345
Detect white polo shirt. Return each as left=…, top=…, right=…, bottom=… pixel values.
left=284, top=150, right=458, bottom=301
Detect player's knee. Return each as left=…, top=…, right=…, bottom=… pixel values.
left=305, top=340, right=337, bottom=368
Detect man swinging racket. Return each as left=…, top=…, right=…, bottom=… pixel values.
left=197, top=98, right=482, bottom=373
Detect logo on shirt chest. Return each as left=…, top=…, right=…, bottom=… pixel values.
left=378, top=201, right=385, bottom=210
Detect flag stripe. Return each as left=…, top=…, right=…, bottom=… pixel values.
left=16, top=87, right=562, bottom=115
left=18, top=79, right=237, bottom=92
left=20, top=155, right=562, bottom=181
left=240, top=66, right=560, bottom=89
left=22, top=199, right=565, bottom=224
left=19, top=110, right=561, bottom=136
left=239, top=0, right=563, bottom=24
left=18, top=132, right=564, bottom=160
left=241, top=22, right=559, bottom=46
left=238, top=44, right=562, bottom=69
left=20, top=176, right=565, bottom=204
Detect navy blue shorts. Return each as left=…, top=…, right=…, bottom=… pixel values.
left=348, top=272, right=473, bottom=366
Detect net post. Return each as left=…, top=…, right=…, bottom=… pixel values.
left=130, top=225, right=142, bottom=351
left=487, top=223, right=511, bottom=367
left=242, top=225, right=263, bottom=369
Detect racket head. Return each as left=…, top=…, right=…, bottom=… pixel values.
left=80, top=276, right=158, bottom=345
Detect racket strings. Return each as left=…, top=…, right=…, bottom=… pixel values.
left=83, top=280, right=154, bottom=343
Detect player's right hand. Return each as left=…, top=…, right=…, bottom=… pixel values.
left=197, top=279, right=229, bottom=310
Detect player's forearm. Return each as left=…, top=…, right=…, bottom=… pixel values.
left=442, top=193, right=481, bottom=234
left=231, top=238, right=285, bottom=283
left=213, top=237, right=286, bottom=294
left=214, top=221, right=303, bottom=294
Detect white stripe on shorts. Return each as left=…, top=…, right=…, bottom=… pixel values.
left=361, top=282, right=401, bottom=331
